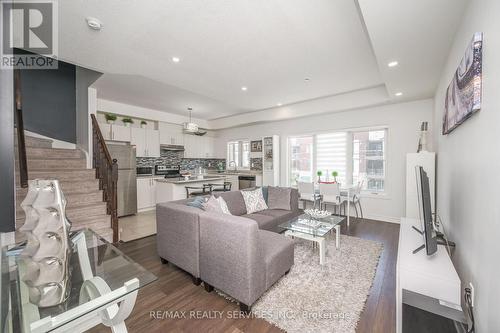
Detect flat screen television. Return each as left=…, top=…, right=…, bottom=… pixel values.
left=415, top=166, right=438, bottom=255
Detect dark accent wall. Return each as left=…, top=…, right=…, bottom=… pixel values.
left=0, top=67, right=15, bottom=232
left=19, top=60, right=76, bottom=143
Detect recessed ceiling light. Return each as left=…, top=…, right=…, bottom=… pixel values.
left=86, top=17, right=103, bottom=31
left=304, top=78, right=310, bottom=82
left=388, top=61, right=399, bottom=68
left=241, top=86, right=248, bottom=91
left=277, top=103, right=282, bottom=107
left=395, top=92, right=403, bottom=96
left=172, top=57, right=180, bottom=63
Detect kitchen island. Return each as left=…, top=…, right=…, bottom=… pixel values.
left=155, top=176, right=226, bottom=202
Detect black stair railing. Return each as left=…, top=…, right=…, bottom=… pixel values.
left=91, top=114, right=119, bottom=242
left=14, top=69, right=28, bottom=188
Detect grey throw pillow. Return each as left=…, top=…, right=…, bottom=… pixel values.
left=267, top=186, right=292, bottom=210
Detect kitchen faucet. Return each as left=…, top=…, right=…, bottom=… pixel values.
left=228, top=160, right=237, bottom=172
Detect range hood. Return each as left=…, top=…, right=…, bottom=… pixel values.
left=160, top=144, right=185, bottom=151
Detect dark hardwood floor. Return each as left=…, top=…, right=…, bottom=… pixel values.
left=89, top=218, right=400, bottom=333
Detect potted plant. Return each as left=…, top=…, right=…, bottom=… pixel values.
left=105, top=113, right=117, bottom=124
left=122, top=118, right=134, bottom=127
left=140, top=120, right=147, bottom=129
left=332, top=171, right=338, bottom=183
left=317, top=170, right=323, bottom=183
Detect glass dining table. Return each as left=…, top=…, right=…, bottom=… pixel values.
left=2, top=228, right=157, bottom=333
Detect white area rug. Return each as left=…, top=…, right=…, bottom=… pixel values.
left=220, top=234, right=383, bottom=333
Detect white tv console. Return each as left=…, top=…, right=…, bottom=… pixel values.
left=396, top=217, right=464, bottom=332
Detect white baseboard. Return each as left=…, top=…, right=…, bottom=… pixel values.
left=362, top=214, right=401, bottom=224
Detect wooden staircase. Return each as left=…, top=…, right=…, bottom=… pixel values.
left=15, top=135, right=114, bottom=242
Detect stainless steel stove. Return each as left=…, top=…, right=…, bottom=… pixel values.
left=155, top=165, right=181, bottom=178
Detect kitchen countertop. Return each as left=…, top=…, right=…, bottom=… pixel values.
left=156, top=176, right=226, bottom=184
left=137, top=174, right=165, bottom=178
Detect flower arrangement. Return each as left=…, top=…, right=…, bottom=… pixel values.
left=140, top=120, right=147, bottom=128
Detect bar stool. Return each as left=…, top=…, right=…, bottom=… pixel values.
left=185, top=184, right=213, bottom=198
left=208, top=182, right=232, bottom=192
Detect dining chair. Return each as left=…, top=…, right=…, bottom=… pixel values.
left=319, top=183, right=344, bottom=215
left=341, top=180, right=364, bottom=219
left=297, top=181, right=319, bottom=209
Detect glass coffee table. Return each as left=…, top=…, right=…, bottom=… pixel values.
left=3, top=228, right=157, bottom=333
left=279, top=214, right=345, bottom=265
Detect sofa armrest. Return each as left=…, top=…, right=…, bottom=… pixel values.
left=156, top=202, right=201, bottom=277
left=199, top=213, right=266, bottom=306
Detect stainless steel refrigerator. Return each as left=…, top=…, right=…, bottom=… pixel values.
left=107, top=143, right=137, bottom=217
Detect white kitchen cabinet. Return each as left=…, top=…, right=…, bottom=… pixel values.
left=137, top=178, right=154, bottom=210
left=146, top=129, right=160, bottom=157
left=255, top=174, right=263, bottom=187
left=100, top=123, right=131, bottom=142
left=131, top=127, right=147, bottom=157
left=184, top=134, right=216, bottom=158
left=137, top=177, right=162, bottom=211
left=111, top=124, right=131, bottom=142
left=227, top=175, right=239, bottom=191
left=131, top=127, right=160, bottom=157
left=205, top=137, right=215, bottom=158
left=183, top=134, right=196, bottom=158
left=159, top=122, right=184, bottom=146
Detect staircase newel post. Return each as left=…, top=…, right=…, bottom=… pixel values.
left=111, top=159, right=119, bottom=243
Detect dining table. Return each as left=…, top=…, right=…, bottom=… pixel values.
left=314, top=183, right=357, bottom=227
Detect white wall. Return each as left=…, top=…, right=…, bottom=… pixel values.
left=433, top=0, right=500, bottom=331
left=216, top=99, right=434, bottom=223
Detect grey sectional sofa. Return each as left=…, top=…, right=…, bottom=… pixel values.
left=156, top=188, right=303, bottom=311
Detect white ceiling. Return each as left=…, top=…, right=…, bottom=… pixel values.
left=57, top=0, right=468, bottom=121
left=357, top=0, right=469, bottom=101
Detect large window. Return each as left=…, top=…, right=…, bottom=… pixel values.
left=353, top=130, right=386, bottom=193
left=288, top=136, right=314, bottom=186
left=227, top=140, right=250, bottom=169
left=287, top=128, right=387, bottom=194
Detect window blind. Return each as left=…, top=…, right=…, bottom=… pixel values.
left=316, top=132, right=347, bottom=183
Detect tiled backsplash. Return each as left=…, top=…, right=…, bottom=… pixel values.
left=136, top=150, right=226, bottom=171
left=136, top=150, right=183, bottom=168
left=250, top=158, right=263, bottom=171
left=181, top=158, right=226, bottom=171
